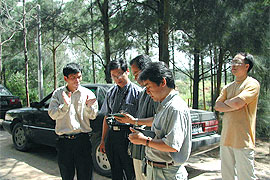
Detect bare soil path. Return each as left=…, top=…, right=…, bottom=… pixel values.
left=186, top=139, right=270, bottom=180
left=1, top=127, right=269, bottom=180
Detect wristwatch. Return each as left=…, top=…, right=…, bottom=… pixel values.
left=135, top=118, right=138, bottom=126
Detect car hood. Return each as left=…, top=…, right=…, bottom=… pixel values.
left=6, top=107, right=37, bottom=114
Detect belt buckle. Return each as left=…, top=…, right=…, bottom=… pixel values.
left=147, top=160, right=153, bottom=167
left=113, top=126, right=120, bottom=131
left=68, top=135, right=76, bottom=139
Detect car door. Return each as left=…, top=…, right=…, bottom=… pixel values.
left=30, top=94, right=57, bottom=147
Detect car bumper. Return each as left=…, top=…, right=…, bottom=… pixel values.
left=2, top=120, right=12, bottom=134
left=191, top=134, right=220, bottom=155
left=0, top=110, right=7, bottom=119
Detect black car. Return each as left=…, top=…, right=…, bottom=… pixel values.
left=2, top=83, right=220, bottom=177
left=0, top=84, right=22, bottom=119
left=3, top=84, right=112, bottom=176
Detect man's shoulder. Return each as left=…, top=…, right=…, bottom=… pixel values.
left=167, top=94, right=189, bottom=113
left=223, top=81, right=235, bottom=89
left=129, top=82, right=142, bottom=91
left=107, top=84, right=117, bottom=93
left=79, top=86, right=96, bottom=95
left=246, top=76, right=260, bottom=87
left=53, top=86, right=65, bottom=94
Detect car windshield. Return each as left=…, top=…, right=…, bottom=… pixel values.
left=0, top=86, right=13, bottom=96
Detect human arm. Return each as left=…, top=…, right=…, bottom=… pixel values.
left=99, top=116, right=109, bottom=153
left=214, top=101, right=240, bottom=112
left=114, top=113, right=153, bottom=127
left=215, top=80, right=259, bottom=112
left=84, top=95, right=98, bottom=120
left=48, top=91, right=71, bottom=120
left=214, top=86, right=240, bottom=112
left=224, top=97, right=246, bottom=110
left=128, top=128, right=177, bottom=152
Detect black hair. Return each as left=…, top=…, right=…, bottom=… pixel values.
left=130, top=55, right=152, bottom=71
left=108, top=58, right=128, bottom=73
left=63, top=63, right=82, bottom=77
left=139, top=61, right=175, bottom=89
left=238, top=52, right=254, bottom=72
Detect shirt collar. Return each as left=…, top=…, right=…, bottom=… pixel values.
left=160, top=90, right=178, bottom=107
left=117, top=81, right=131, bottom=92
left=64, top=85, right=83, bottom=93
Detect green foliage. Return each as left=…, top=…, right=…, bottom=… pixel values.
left=5, top=72, right=25, bottom=101
left=175, top=79, right=214, bottom=111
left=256, top=94, right=270, bottom=138
left=225, top=1, right=269, bottom=55
left=1, top=0, right=269, bottom=138
left=5, top=72, right=38, bottom=106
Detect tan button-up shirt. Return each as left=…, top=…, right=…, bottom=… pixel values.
left=216, top=76, right=260, bottom=149
left=48, top=85, right=98, bottom=135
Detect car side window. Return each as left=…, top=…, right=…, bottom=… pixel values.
left=0, top=86, right=13, bottom=96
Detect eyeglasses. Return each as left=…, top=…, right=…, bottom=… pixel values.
left=111, top=72, right=126, bottom=79
left=230, top=61, right=245, bottom=66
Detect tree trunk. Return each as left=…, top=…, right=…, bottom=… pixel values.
left=37, top=4, right=43, bottom=101
left=189, top=58, right=193, bottom=107
left=216, top=48, right=224, bottom=98
left=210, top=49, right=214, bottom=111
left=224, top=62, right=227, bottom=85
left=145, top=29, right=149, bottom=55
left=157, top=0, right=169, bottom=66
left=23, top=0, right=30, bottom=107
left=201, top=55, right=206, bottom=110
left=192, top=48, right=200, bottom=109
left=91, top=0, right=96, bottom=83
left=98, top=0, right=111, bottom=83
left=53, top=49, right=57, bottom=90
left=0, top=35, right=2, bottom=84
left=171, top=30, right=175, bottom=76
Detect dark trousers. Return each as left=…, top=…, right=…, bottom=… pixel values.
left=105, top=129, right=135, bottom=180
left=56, top=134, right=93, bottom=180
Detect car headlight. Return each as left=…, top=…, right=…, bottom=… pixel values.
left=5, top=113, right=13, bottom=121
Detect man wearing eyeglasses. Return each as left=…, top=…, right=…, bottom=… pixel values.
left=215, top=53, right=260, bottom=180
left=99, top=58, right=142, bottom=180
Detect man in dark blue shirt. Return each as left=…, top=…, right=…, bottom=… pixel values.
left=99, top=58, right=142, bottom=180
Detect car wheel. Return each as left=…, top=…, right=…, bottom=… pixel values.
left=91, top=135, right=111, bottom=177
left=12, top=123, right=30, bottom=151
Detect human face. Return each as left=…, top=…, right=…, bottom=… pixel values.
left=111, top=68, right=129, bottom=88
left=231, top=54, right=249, bottom=78
left=143, top=79, right=164, bottom=102
left=131, top=64, right=143, bottom=86
left=64, top=72, right=82, bottom=92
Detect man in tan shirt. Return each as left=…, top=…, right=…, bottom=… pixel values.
left=215, top=53, right=260, bottom=180
left=48, top=63, right=98, bottom=180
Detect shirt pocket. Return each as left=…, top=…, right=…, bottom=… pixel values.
left=122, top=103, right=137, bottom=116
left=152, top=124, right=164, bottom=139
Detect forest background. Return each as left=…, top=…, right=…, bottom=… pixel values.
left=1, top=0, right=269, bottom=138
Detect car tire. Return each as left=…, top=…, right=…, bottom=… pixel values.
left=12, top=123, right=30, bottom=151
left=91, top=134, right=111, bottom=177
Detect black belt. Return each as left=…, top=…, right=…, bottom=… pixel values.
left=59, top=133, right=88, bottom=140
left=146, top=159, right=174, bottom=168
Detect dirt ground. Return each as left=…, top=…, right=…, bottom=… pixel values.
left=1, top=126, right=269, bottom=180
left=186, top=138, right=270, bottom=180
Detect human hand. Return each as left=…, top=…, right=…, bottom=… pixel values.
left=128, top=127, right=146, bottom=145
left=114, top=113, right=135, bottom=124
left=62, top=91, right=71, bottom=105
left=86, top=95, right=96, bottom=107
left=99, top=141, right=106, bottom=154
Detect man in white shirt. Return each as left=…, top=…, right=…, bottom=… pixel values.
left=48, top=63, right=98, bottom=180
